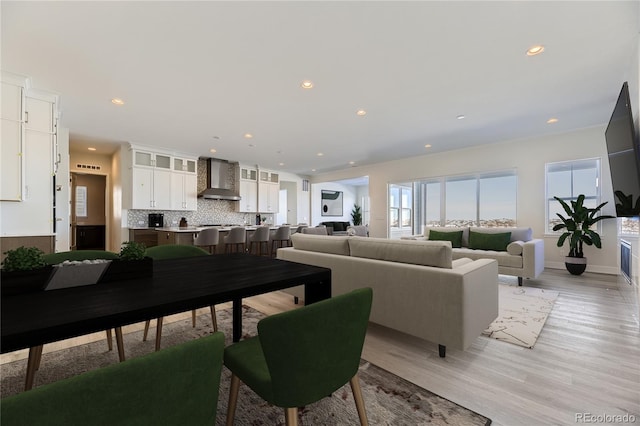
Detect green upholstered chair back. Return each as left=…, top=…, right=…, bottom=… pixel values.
left=43, top=250, right=119, bottom=265
left=0, top=332, right=225, bottom=426
left=144, top=244, right=209, bottom=260
left=258, top=287, right=372, bottom=407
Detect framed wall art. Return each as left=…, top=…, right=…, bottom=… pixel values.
left=321, top=190, right=343, bottom=216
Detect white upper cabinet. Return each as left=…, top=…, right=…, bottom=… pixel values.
left=0, top=80, right=24, bottom=201
left=129, top=147, right=197, bottom=211
left=238, top=165, right=258, bottom=212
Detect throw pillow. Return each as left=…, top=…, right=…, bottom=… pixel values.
left=468, top=231, right=511, bottom=251
left=428, top=230, right=463, bottom=248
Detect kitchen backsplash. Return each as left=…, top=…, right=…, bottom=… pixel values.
left=127, top=200, right=274, bottom=228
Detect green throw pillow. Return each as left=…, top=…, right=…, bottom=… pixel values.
left=468, top=231, right=511, bottom=251
left=428, top=230, right=463, bottom=248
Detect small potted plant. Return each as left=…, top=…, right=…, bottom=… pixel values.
left=1, top=246, right=53, bottom=296
left=553, top=194, right=614, bottom=275
left=351, top=204, right=362, bottom=226
left=100, top=241, right=153, bottom=283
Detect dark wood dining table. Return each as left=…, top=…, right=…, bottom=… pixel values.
left=1, top=253, right=331, bottom=385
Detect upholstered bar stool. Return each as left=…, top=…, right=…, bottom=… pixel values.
left=248, top=226, right=270, bottom=256
left=224, top=227, right=247, bottom=253
left=194, top=228, right=219, bottom=253
left=270, top=226, right=291, bottom=257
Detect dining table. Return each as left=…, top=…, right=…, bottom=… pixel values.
left=1, top=253, right=331, bottom=389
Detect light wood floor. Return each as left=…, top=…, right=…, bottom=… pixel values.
left=2, top=269, right=638, bottom=425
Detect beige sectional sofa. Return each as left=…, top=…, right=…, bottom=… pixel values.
left=404, top=226, right=544, bottom=285
left=277, top=234, right=499, bottom=357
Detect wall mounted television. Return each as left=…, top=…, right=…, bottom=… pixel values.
left=605, top=81, right=640, bottom=217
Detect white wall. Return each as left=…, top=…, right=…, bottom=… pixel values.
left=312, top=125, right=619, bottom=274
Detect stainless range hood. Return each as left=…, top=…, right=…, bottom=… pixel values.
left=198, top=158, right=241, bottom=201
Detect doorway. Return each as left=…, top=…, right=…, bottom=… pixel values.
left=71, top=173, right=107, bottom=250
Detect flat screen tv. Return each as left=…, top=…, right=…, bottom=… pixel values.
left=605, top=82, right=640, bottom=217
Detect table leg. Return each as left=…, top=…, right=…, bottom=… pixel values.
left=233, top=298, right=242, bottom=342
left=305, top=278, right=331, bottom=305
left=115, top=327, right=126, bottom=362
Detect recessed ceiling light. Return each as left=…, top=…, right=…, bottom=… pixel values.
left=311, top=169, right=316, bottom=172
left=111, top=98, right=124, bottom=105
left=248, top=144, right=255, bottom=147
left=356, top=110, right=367, bottom=116
left=279, top=162, right=284, bottom=166
left=456, top=115, right=465, bottom=120
left=210, top=148, right=217, bottom=153
left=244, top=133, right=253, bottom=139
left=301, top=80, right=314, bottom=89
left=424, top=144, right=432, bottom=148
left=317, top=152, right=324, bottom=157
left=547, top=118, right=558, bottom=124
left=88, top=147, right=97, bottom=151
left=526, top=45, right=545, bottom=56
left=349, top=161, right=355, bottom=165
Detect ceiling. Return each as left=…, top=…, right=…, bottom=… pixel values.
left=2, top=1, right=638, bottom=176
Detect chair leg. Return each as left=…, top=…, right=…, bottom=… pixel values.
left=210, top=305, right=218, bottom=332
left=226, top=374, right=241, bottom=426
left=350, top=374, right=369, bottom=426
left=284, top=407, right=299, bottom=426
left=106, top=328, right=113, bottom=351
left=192, top=309, right=197, bottom=327
left=155, top=317, right=164, bottom=351
left=25, top=345, right=43, bottom=391
left=115, top=327, right=126, bottom=362
left=143, top=320, right=151, bottom=341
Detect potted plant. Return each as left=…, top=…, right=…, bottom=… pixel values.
left=553, top=194, right=614, bottom=275
left=351, top=204, right=362, bottom=226
left=100, top=241, right=153, bottom=283
left=1, top=246, right=53, bottom=296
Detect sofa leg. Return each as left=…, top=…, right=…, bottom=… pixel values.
left=438, top=344, right=446, bottom=358
left=518, top=277, right=523, bottom=286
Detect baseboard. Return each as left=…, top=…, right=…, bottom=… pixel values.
left=545, top=262, right=618, bottom=275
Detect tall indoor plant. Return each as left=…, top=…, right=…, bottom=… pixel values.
left=552, top=194, right=614, bottom=275
left=351, top=204, right=362, bottom=226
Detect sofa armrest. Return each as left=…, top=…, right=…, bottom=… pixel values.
left=522, top=238, right=544, bottom=279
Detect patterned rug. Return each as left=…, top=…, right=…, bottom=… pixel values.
left=1, top=306, right=491, bottom=425
left=482, top=283, right=559, bottom=349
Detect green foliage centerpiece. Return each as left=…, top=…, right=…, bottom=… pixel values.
left=100, top=241, right=153, bottom=283
left=1, top=246, right=53, bottom=296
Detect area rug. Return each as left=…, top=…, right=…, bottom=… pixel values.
left=1, top=307, right=491, bottom=425
left=482, top=283, right=559, bottom=349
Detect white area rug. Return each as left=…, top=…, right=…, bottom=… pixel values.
left=482, top=283, right=559, bottom=349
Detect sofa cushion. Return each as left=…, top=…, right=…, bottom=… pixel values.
left=453, top=248, right=524, bottom=268
left=348, top=237, right=452, bottom=269
left=468, top=231, right=511, bottom=251
left=428, top=229, right=463, bottom=248
left=290, top=234, right=350, bottom=255
left=425, top=227, right=470, bottom=247
left=469, top=226, right=532, bottom=243
left=507, top=241, right=524, bottom=255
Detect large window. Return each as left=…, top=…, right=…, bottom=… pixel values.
left=546, top=159, right=601, bottom=233
left=390, top=170, right=517, bottom=237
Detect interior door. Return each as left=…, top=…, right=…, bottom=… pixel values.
left=71, top=172, right=107, bottom=251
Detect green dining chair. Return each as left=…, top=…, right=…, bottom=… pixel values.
left=23, top=250, right=124, bottom=391
left=143, top=244, right=217, bottom=351
left=224, top=287, right=373, bottom=426
left=1, top=332, right=225, bottom=426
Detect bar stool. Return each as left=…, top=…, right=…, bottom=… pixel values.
left=270, top=225, right=291, bottom=257
left=194, top=228, right=219, bottom=253
left=248, top=226, right=270, bottom=256
left=224, top=227, right=246, bottom=253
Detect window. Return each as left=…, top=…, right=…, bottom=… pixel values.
left=389, top=184, right=413, bottom=238
left=389, top=170, right=517, bottom=238
left=546, top=158, right=601, bottom=233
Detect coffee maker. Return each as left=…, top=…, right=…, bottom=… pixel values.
left=148, top=213, right=164, bottom=228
